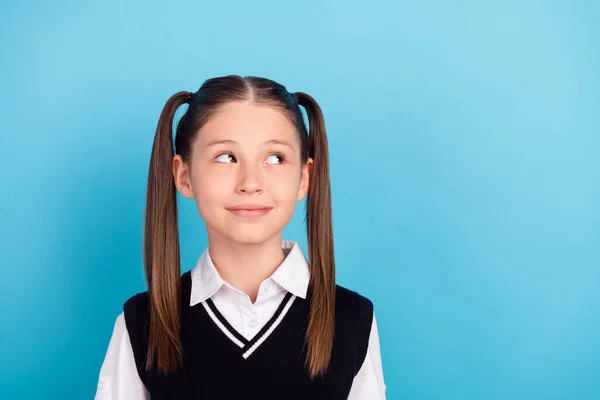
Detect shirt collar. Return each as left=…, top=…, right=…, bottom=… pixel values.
left=189, top=239, right=310, bottom=306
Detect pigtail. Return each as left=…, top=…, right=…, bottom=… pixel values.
left=143, top=91, right=191, bottom=374
left=294, top=92, right=336, bottom=379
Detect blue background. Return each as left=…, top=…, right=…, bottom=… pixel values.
left=1, top=1, right=599, bottom=399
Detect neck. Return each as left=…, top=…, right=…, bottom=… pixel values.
left=206, top=231, right=286, bottom=303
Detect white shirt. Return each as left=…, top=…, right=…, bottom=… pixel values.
left=95, top=240, right=386, bottom=399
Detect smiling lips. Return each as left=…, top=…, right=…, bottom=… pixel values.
left=225, top=205, right=273, bottom=218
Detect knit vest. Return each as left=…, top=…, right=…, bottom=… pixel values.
left=123, top=270, right=374, bottom=400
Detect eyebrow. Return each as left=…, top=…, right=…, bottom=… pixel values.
left=204, top=139, right=295, bottom=150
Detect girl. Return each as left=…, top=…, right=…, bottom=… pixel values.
left=95, top=75, right=386, bottom=400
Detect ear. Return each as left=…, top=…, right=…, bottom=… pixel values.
left=297, top=158, right=313, bottom=201
left=173, top=154, right=195, bottom=199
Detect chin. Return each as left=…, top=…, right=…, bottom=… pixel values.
left=222, top=225, right=279, bottom=245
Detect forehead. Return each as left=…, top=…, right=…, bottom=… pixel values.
left=196, top=101, right=298, bottom=148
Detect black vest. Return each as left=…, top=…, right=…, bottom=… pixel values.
left=123, top=270, right=373, bottom=400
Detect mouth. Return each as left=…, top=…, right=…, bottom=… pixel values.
left=225, top=206, right=273, bottom=219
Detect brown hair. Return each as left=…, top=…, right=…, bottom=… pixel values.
left=143, top=75, right=335, bottom=378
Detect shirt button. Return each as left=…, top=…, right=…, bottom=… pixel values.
left=263, top=282, right=270, bottom=292
left=249, top=319, right=258, bottom=328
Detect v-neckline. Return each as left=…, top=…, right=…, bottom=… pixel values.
left=200, top=291, right=297, bottom=360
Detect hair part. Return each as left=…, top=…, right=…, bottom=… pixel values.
left=143, top=75, right=335, bottom=378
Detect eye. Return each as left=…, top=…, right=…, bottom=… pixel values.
left=266, top=153, right=286, bottom=165
left=215, top=153, right=236, bottom=163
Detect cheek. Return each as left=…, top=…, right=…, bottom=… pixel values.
left=269, top=172, right=301, bottom=202
left=190, top=169, right=228, bottom=215
left=193, top=163, right=232, bottom=191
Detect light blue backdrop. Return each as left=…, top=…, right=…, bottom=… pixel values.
left=1, top=1, right=599, bottom=399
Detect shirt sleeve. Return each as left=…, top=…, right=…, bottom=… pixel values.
left=94, top=312, right=149, bottom=400
left=347, top=312, right=387, bottom=400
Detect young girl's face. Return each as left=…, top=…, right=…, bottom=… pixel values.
left=173, top=101, right=313, bottom=245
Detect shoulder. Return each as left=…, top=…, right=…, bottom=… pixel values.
left=122, top=290, right=151, bottom=349
left=335, top=284, right=374, bottom=314
left=125, top=290, right=149, bottom=305
left=334, top=285, right=375, bottom=373
left=104, top=311, right=129, bottom=344
left=121, top=290, right=152, bottom=375
left=122, top=270, right=192, bottom=319
left=334, top=284, right=375, bottom=334
left=123, top=290, right=150, bottom=317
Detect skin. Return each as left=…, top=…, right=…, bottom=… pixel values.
left=173, top=101, right=313, bottom=303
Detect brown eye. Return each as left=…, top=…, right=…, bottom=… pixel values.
left=266, top=153, right=285, bottom=165
left=215, top=153, right=236, bottom=163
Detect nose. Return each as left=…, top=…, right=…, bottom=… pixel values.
left=235, top=162, right=264, bottom=195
